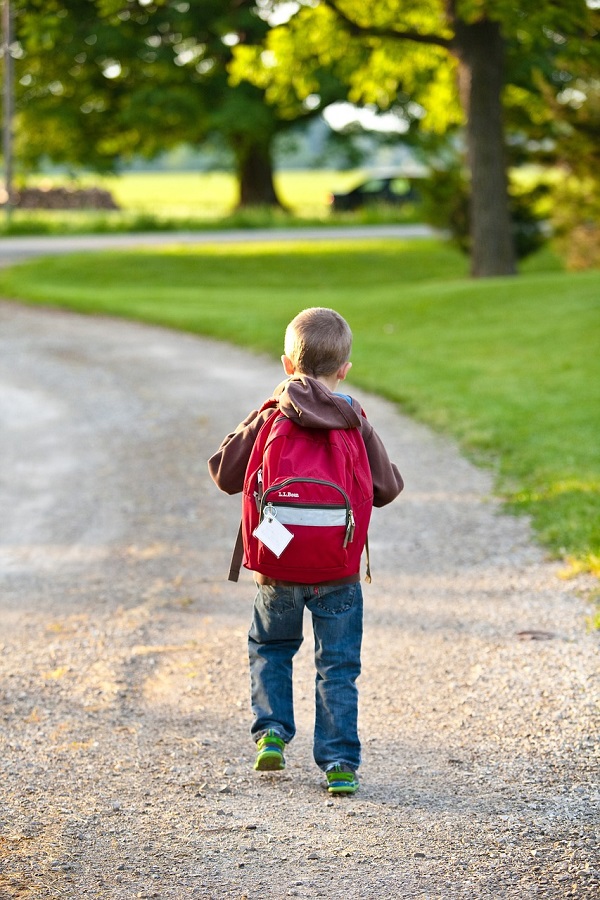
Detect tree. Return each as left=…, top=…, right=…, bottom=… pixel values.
left=233, top=0, right=599, bottom=276
left=9, top=0, right=341, bottom=207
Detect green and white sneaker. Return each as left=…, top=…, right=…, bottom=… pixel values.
left=254, top=730, right=286, bottom=771
left=326, top=764, right=359, bottom=795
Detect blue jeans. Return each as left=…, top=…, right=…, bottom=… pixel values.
left=248, top=581, right=363, bottom=772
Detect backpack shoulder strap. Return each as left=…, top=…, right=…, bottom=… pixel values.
left=228, top=408, right=281, bottom=583
left=228, top=522, right=245, bottom=583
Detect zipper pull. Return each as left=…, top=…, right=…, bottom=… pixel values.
left=344, top=510, right=355, bottom=547
left=254, top=468, right=264, bottom=511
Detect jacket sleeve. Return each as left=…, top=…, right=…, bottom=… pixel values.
left=207, top=406, right=274, bottom=495
left=361, top=418, right=404, bottom=508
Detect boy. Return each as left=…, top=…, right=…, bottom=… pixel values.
left=208, top=307, right=403, bottom=794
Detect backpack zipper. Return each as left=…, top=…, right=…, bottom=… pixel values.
left=261, top=477, right=355, bottom=546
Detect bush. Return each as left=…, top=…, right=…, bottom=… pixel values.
left=550, top=175, right=600, bottom=271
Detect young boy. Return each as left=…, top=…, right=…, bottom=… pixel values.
left=208, top=307, right=403, bottom=794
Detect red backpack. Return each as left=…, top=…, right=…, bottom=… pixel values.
left=228, top=410, right=373, bottom=584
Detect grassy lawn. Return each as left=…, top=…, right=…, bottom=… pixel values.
left=0, top=238, right=598, bottom=583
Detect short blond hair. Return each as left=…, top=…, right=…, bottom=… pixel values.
left=284, top=307, right=352, bottom=378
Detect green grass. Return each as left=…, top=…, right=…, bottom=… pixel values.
left=0, top=238, right=598, bottom=578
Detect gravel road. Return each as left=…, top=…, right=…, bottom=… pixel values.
left=0, top=301, right=598, bottom=899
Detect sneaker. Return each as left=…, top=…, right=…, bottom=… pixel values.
left=326, top=763, right=359, bottom=795
left=254, top=729, right=286, bottom=771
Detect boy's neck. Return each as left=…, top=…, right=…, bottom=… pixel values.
left=283, top=355, right=351, bottom=392
left=312, top=373, right=340, bottom=392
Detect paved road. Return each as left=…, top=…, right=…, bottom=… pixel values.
left=0, top=301, right=597, bottom=899
left=0, top=224, right=435, bottom=266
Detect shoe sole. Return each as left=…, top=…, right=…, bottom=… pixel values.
left=254, top=752, right=285, bottom=772
left=327, top=783, right=358, bottom=794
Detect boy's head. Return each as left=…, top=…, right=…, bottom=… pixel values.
left=283, top=307, right=352, bottom=381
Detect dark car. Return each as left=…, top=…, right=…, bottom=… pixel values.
left=329, top=175, right=423, bottom=212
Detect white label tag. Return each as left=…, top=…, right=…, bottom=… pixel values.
left=253, top=516, right=294, bottom=558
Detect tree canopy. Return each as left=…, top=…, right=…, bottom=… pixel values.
left=232, top=0, right=600, bottom=275
left=9, top=0, right=344, bottom=205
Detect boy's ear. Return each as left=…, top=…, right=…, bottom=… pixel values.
left=337, top=361, right=352, bottom=381
left=282, top=355, right=296, bottom=376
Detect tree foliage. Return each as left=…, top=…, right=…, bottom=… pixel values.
left=233, top=0, right=600, bottom=275
left=8, top=0, right=342, bottom=205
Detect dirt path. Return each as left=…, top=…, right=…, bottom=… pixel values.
left=0, top=301, right=597, bottom=900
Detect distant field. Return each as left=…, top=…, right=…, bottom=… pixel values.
left=28, top=170, right=369, bottom=218
left=7, top=169, right=421, bottom=235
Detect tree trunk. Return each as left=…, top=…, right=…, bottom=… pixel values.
left=455, top=18, right=516, bottom=277
left=232, top=133, right=285, bottom=209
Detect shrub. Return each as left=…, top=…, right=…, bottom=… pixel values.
left=550, top=175, right=600, bottom=271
